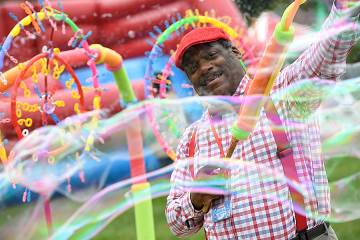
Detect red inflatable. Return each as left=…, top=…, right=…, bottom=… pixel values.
left=0, top=0, right=247, bottom=71
left=0, top=80, right=144, bottom=149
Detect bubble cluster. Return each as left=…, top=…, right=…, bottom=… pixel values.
left=0, top=0, right=359, bottom=239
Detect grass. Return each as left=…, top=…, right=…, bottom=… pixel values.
left=324, top=156, right=360, bottom=240
left=93, top=197, right=204, bottom=240
left=0, top=156, right=358, bottom=239
left=94, top=156, right=360, bottom=240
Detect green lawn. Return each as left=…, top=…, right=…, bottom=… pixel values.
left=94, top=200, right=360, bottom=240
left=93, top=197, right=204, bottom=240
left=94, top=156, right=360, bottom=240
left=324, top=156, right=360, bottom=240
left=1, top=156, right=358, bottom=239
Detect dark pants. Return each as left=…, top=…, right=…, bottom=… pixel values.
left=313, top=226, right=338, bottom=240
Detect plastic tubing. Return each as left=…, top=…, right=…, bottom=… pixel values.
left=90, top=44, right=137, bottom=104
left=227, top=0, right=306, bottom=157
left=90, top=44, right=154, bottom=240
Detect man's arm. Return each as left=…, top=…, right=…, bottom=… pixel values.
left=274, top=2, right=360, bottom=90
left=165, top=127, right=205, bottom=237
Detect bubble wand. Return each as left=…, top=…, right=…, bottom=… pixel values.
left=227, top=0, right=307, bottom=157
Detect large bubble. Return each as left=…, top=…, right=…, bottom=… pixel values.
left=0, top=76, right=359, bottom=239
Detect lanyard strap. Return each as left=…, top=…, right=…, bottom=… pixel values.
left=189, top=127, right=197, bottom=179
left=188, top=115, right=225, bottom=179
left=208, top=114, right=225, bottom=158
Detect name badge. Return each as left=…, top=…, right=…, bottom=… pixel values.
left=211, top=197, right=231, bottom=222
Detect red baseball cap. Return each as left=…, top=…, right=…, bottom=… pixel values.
left=174, top=27, right=231, bottom=70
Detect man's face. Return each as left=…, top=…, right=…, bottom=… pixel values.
left=181, top=41, right=245, bottom=96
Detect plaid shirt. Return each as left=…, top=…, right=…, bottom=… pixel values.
left=166, top=5, right=359, bottom=240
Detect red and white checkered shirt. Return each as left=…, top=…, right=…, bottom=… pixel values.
left=166, top=5, right=359, bottom=240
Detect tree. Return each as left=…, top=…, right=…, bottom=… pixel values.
left=234, top=0, right=288, bottom=25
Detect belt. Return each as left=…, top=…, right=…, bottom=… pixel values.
left=291, top=222, right=330, bottom=240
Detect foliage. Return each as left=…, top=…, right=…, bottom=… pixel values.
left=233, top=0, right=288, bottom=24
left=348, top=42, right=360, bottom=64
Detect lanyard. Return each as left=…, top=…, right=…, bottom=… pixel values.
left=208, top=112, right=225, bottom=158
left=188, top=113, right=227, bottom=179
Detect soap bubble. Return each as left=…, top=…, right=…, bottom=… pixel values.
left=0, top=77, right=360, bottom=239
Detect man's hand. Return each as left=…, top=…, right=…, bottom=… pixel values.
left=190, top=192, right=222, bottom=213
left=190, top=165, right=228, bottom=213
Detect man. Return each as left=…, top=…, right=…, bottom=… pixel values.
left=166, top=2, right=359, bottom=240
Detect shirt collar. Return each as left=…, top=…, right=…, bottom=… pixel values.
left=201, top=74, right=251, bottom=121
left=233, top=74, right=251, bottom=97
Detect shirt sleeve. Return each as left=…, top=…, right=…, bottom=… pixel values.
left=270, top=3, right=359, bottom=117
left=274, top=3, right=360, bottom=91
left=165, top=126, right=205, bottom=237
